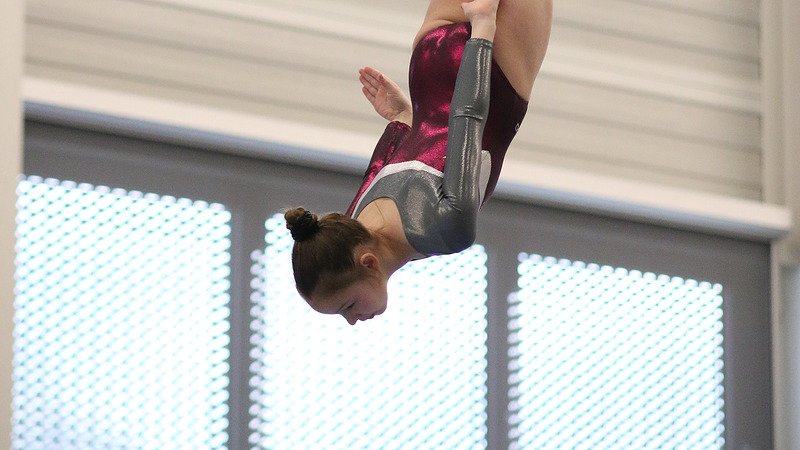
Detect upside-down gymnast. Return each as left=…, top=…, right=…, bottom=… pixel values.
left=285, top=0, right=552, bottom=325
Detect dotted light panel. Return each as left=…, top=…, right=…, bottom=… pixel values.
left=14, top=176, right=232, bottom=449
left=249, top=214, right=489, bottom=449
left=508, top=254, right=725, bottom=449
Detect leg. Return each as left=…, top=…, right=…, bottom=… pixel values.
left=414, top=0, right=553, bottom=101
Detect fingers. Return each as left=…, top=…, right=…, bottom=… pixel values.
left=360, top=66, right=383, bottom=80
left=362, top=86, right=376, bottom=103
left=360, top=76, right=379, bottom=101
left=359, top=66, right=385, bottom=101
left=359, top=67, right=384, bottom=88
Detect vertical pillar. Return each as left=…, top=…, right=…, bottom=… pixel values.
left=0, top=0, right=24, bottom=446
left=762, top=0, right=800, bottom=448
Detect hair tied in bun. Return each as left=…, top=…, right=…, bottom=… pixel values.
left=287, top=209, right=320, bottom=242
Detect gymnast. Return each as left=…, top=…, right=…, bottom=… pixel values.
left=285, top=0, right=552, bottom=325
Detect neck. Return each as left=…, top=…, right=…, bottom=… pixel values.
left=372, top=231, right=417, bottom=276
left=356, top=199, right=420, bottom=273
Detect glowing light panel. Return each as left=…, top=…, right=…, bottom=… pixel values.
left=14, top=176, right=231, bottom=449
left=249, top=214, right=489, bottom=449
left=508, top=254, right=725, bottom=449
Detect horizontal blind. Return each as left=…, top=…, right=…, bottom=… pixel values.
left=25, top=0, right=762, bottom=200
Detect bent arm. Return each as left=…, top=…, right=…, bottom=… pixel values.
left=436, top=37, right=493, bottom=251
left=359, top=67, right=413, bottom=126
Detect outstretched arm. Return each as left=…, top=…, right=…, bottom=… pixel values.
left=358, top=67, right=413, bottom=126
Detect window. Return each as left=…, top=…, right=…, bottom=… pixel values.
left=249, top=215, right=488, bottom=448
left=508, top=254, right=725, bottom=448
left=14, top=176, right=231, bottom=448
left=16, top=118, right=773, bottom=448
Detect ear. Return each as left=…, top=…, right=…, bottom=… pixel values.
left=359, top=252, right=380, bottom=271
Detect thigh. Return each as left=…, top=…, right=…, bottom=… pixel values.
left=414, top=0, right=553, bottom=101
left=494, top=0, right=552, bottom=100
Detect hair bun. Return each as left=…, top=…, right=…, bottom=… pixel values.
left=285, top=208, right=320, bottom=242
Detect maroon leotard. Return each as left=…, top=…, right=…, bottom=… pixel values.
left=347, top=22, right=528, bottom=218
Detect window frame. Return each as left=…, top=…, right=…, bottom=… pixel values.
left=22, top=116, right=773, bottom=449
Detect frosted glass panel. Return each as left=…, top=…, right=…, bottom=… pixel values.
left=249, top=214, right=489, bottom=449
left=13, top=176, right=232, bottom=449
left=508, top=254, right=725, bottom=449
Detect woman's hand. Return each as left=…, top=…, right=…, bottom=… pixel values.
left=462, top=0, right=499, bottom=41
left=359, top=67, right=413, bottom=126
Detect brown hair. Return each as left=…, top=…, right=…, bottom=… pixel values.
left=284, top=207, right=373, bottom=299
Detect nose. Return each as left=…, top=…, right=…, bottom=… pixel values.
left=345, top=315, right=357, bottom=326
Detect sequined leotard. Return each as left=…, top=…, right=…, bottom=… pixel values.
left=346, top=22, right=529, bottom=256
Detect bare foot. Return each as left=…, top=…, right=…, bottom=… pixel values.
left=462, top=0, right=499, bottom=41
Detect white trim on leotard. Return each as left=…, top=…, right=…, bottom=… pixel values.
left=352, top=160, right=444, bottom=218
left=352, top=151, right=493, bottom=218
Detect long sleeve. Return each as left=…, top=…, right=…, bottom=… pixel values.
left=435, top=37, right=493, bottom=252
left=348, top=36, right=493, bottom=256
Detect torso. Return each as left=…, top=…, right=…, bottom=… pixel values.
left=348, top=22, right=528, bottom=255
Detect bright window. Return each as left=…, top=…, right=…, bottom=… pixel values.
left=13, top=176, right=231, bottom=449
left=508, top=253, right=725, bottom=449
left=248, top=214, right=489, bottom=449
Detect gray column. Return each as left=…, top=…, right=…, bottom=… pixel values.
left=0, top=0, right=24, bottom=447
left=762, top=0, right=800, bottom=448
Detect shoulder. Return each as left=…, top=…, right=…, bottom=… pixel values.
left=359, top=198, right=419, bottom=255
left=357, top=167, right=477, bottom=256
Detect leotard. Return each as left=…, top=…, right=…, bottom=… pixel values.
left=346, top=22, right=528, bottom=256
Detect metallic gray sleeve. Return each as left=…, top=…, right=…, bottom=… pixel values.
left=357, top=38, right=493, bottom=256
left=433, top=37, right=493, bottom=253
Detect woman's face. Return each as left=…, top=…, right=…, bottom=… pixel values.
left=310, top=276, right=388, bottom=326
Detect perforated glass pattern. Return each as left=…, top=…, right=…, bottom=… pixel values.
left=508, top=254, right=725, bottom=449
left=13, top=176, right=232, bottom=449
left=249, top=214, right=489, bottom=449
